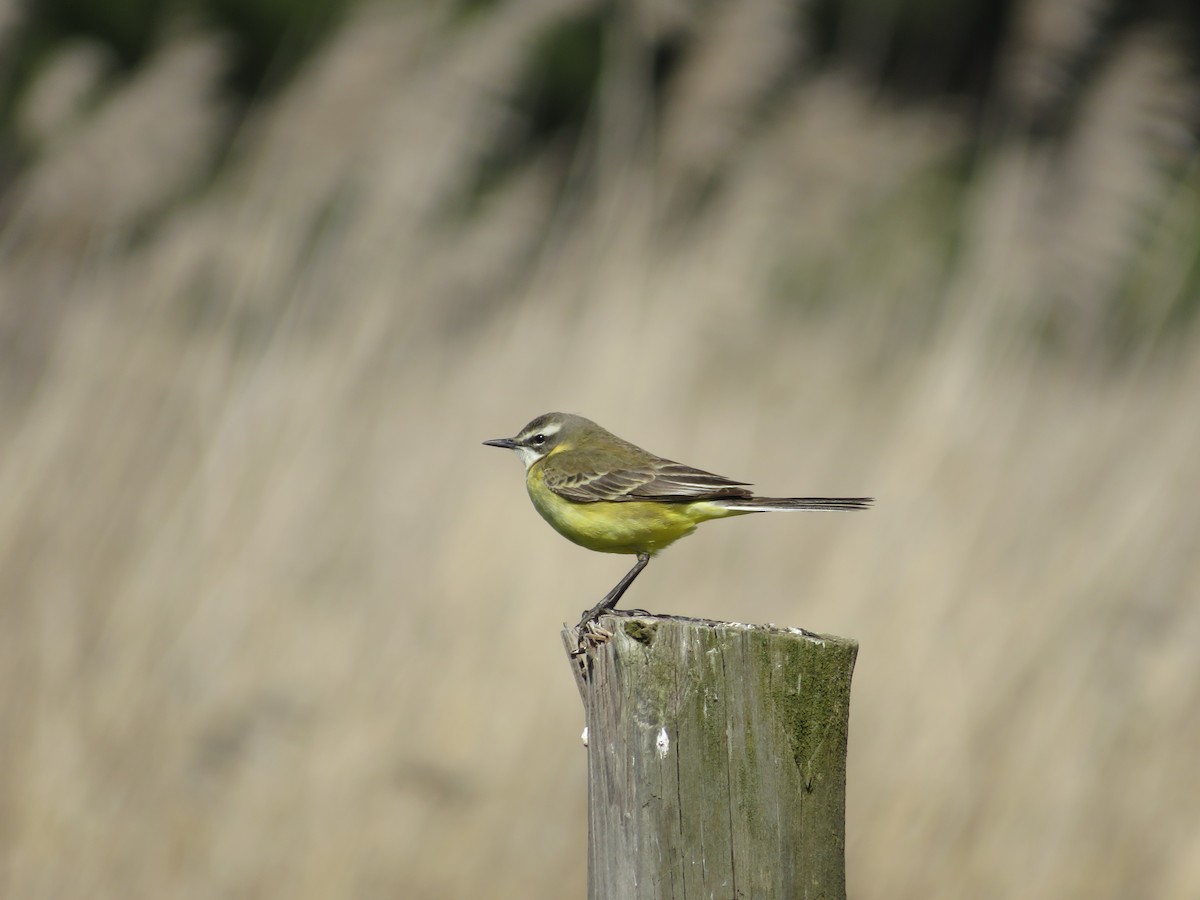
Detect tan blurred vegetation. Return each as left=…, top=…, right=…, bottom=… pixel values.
left=2, top=0, right=1199, bottom=897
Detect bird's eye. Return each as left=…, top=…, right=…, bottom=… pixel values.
left=532, top=434, right=547, bottom=445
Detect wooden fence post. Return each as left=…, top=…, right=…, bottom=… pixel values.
left=563, top=615, right=857, bottom=900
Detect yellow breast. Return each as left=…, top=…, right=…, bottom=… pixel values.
left=525, top=461, right=738, bottom=555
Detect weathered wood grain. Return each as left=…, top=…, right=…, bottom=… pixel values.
left=564, top=615, right=857, bottom=900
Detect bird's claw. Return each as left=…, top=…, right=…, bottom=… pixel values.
left=571, top=617, right=613, bottom=657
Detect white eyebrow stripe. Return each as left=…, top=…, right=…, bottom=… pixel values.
left=521, top=421, right=561, bottom=440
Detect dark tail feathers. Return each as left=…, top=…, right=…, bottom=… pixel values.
left=713, top=496, right=873, bottom=512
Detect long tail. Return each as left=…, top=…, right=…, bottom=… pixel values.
left=712, top=496, right=873, bottom=512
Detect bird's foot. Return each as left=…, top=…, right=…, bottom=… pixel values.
left=571, top=603, right=608, bottom=655
left=572, top=552, right=651, bottom=656
left=570, top=619, right=613, bottom=658
left=570, top=606, right=657, bottom=657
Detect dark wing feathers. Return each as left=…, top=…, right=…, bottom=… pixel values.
left=543, top=456, right=753, bottom=503
left=632, top=463, right=753, bottom=500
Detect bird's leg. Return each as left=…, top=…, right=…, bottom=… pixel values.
left=577, top=552, right=650, bottom=630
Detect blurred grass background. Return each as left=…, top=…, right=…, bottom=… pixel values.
left=2, top=0, right=1199, bottom=896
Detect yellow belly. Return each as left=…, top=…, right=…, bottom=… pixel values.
left=525, top=468, right=744, bottom=555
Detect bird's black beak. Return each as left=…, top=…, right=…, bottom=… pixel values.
left=483, top=437, right=518, bottom=449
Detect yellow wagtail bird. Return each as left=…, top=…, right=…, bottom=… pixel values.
left=484, top=413, right=872, bottom=631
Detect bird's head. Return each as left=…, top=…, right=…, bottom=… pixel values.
left=483, top=412, right=597, bottom=470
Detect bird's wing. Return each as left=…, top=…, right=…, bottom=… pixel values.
left=543, top=455, right=754, bottom=503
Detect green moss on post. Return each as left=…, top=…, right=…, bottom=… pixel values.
left=563, top=615, right=857, bottom=900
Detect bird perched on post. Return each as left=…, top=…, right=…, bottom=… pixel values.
left=484, top=412, right=872, bottom=642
